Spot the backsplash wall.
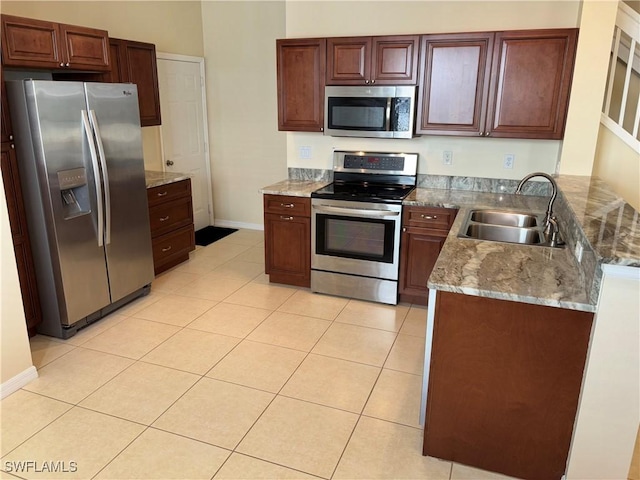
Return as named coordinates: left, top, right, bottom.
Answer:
left=287, top=132, right=562, bottom=180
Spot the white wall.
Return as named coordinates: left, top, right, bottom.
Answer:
left=285, top=0, right=581, bottom=179
left=567, top=266, right=640, bottom=479
left=201, top=1, right=286, bottom=228
left=0, top=171, right=34, bottom=392
left=560, top=0, right=619, bottom=175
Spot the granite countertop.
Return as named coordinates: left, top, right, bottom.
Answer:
left=145, top=170, right=191, bottom=189
left=260, top=179, right=331, bottom=197
left=406, top=187, right=595, bottom=312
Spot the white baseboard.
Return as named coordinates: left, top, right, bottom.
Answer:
left=213, top=219, right=263, bottom=231
left=1, top=366, right=38, bottom=399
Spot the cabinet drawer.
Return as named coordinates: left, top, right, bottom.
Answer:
left=149, top=196, right=192, bottom=236
left=404, top=207, right=457, bottom=230
left=147, top=179, right=191, bottom=207
left=152, top=225, right=194, bottom=265
left=264, top=194, right=311, bottom=217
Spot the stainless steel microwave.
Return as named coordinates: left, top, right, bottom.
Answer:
left=324, top=85, right=417, bottom=139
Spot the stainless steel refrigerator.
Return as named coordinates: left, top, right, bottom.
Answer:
left=7, top=80, right=154, bottom=339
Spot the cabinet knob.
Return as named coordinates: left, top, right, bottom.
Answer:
left=166, top=159, right=174, bottom=166
left=60, top=63, right=65, bottom=67
left=280, top=216, right=294, bottom=221
left=65, top=62, right=70, bottom=67
left=9, top=135, right=13, bottom=141
left=402, top=227, right=407, bottom=232
left=478, top=132, right=484, bottom=136
left=371, top=79, right=375, bottom=84
left=162, top=245, right=172, bottom=252
left=365, top=79, right=370, bottom=84
left=10, top=144, right=15, bottom=149
left=484, top=132, right=490, bottom=137
left=159, top=216, right=170, bottom=222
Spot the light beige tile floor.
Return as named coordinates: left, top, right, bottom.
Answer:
left=1, top=229, right=523, bottom=480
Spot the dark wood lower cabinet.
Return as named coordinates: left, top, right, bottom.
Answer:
left=399, top=206, right=457, bottom=305
left=423, top=291, right=594, bottom=480
left=1, top=141, right=42, bottom=336
left=263, top=195, right=311, bottom=288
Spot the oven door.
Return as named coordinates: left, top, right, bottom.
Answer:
left=311, top=199, right=402, bottom=280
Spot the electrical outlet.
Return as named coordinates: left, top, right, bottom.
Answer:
left=299, top=146, right=312, bottom=160
left=503, top=154, right=515, bottom=169
left=443, top=151, right=453, bottom=165
left=575, top=240, right=584, bottom=263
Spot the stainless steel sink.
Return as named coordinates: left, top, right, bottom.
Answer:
left=462, top=223, right=544, bottom=245
left=458, top=209, right=563, bottom=248
left=469, top=209, right=540, bottom=228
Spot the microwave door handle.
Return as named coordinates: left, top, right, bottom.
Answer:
left=385, top=97, right=392, bottom=132
left=313, top=204, right=400, bottom=218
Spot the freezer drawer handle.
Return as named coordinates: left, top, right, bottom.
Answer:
left=81, top=110, right=104, bottom=247
left=159, top=216, right=170, bottom=222
left=162, top=245, right=172, bottom=252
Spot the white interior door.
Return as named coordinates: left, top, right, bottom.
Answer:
left=157, top=54, right=212, bottom=230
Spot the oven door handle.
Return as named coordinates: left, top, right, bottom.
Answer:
left=312, top=204, right=400, bottom=218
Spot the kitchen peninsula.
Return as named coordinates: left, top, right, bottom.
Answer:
left=262, top=171, right=639, bottom=480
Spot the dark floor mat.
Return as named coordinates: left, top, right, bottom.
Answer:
left=194, top=226, right=238, bottom=247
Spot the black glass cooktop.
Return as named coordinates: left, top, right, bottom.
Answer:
left=311, top=181, right=415, bottom=204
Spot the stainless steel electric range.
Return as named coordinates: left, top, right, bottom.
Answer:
left=311, top=150, right=418, bottom=305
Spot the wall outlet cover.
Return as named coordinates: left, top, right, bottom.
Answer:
left=443, top=151, right=453, bottom=165
left=503, top=154, right=515, bottom=169
left=299, top=146, right=312, bottom=160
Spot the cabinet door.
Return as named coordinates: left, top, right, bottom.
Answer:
left=371, top=35, right=420, bottom=85
left=326, top=37, right=371, bottom=85
left=1, top=68, right=14, bottom=144
left=276, top=38, right=326, bottom=132
left=264, top=213, right=310, bottom=287
left=416, top=33, right=494, bottom=135
left=486, top=29, right=578, bottom=139
left=58, top=23, right=110, bottom=71
left=101, top=39, right=125, bottom=83
left=399, top=227, right=447, bottom=305
left=121, top=40, right=161, bottom=126
left=1, top=141, right=42, bottom=335
left=1, top=14, right=62, bottom=69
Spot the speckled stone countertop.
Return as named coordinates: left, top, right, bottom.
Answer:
left=145, top=170, right=191, bottom=189
left=406, top=188, right=595, bottom=312
left=260, top=179, right=331, bottom=197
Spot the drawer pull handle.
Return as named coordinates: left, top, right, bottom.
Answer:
left=159, top=216, right=170, bottom=222
left=157, top=191, right=168, bottom=197
left=420, top=215, right=437, bottom=220
left=280, top=203, right=295, bottom=208
left=162, top=245, right=172, bottom=252
left=280, top=216, right=294, bottom=221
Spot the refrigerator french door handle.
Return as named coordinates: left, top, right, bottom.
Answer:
left=89, top=110, right=112, bottom=245
left=81, top=110, right=104, bottom=247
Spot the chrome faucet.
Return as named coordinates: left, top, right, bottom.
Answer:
left=515, top=172, right=562, bottom=247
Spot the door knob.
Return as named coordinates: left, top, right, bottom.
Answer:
left=166, top=159, right=174, bottom=166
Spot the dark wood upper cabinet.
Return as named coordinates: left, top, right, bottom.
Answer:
left=326, top=35, right=419, bottom=85
left=276, top=38, right=326, bottom=132
left=1, top=68, right=13, bottom=143
left=1, top=14, right=109, bottom=71
left=416, top=32, right=494, bottom=135
left=487, top=29, right=578, bottom=139
left=417, top=28, right=577, bottom=139
left=107, top=38, right=161, bottom=127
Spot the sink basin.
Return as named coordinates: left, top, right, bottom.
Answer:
left=462, top=223, right=544, bottom=245
left=469, top=209, right=540, bottom=227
